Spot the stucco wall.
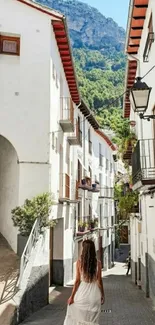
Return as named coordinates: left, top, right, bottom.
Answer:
left=0, top=136, right=19, bottom=252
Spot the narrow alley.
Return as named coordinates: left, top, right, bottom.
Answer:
left=20, top=263, right=155, bottom=325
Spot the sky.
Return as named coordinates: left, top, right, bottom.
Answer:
left=81, top=0, right=130, bottom=29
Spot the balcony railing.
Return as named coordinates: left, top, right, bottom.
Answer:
left=59, top=173, right=70, bottom=203
left=143, top=32, right=154, bottom=62
left=59, top=97, right=74, bottom=132
left=132, top=139, right=155, bottom=188
left=78, top=177, right=92, bottom=190
left=99, top=187, right=114, bottom=199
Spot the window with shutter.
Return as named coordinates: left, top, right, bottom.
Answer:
left=0, top=35, right=20, bottom=55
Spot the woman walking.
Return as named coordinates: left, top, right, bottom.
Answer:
left=64, top=239, right=105, bottom=325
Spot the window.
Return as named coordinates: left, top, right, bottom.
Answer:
left=105, top=201, right=108, bottom=217
left=143, top=14, right=154, bottom=62
left=89, top=204, right=92, bottom=218
left=78, top=116, right=82, bottom=146
left=106, top=159, right=109, bottom=171
left=56, top=72, right=59, bottom=88
left=110, top=162, right=113, bottom=173
left=52, top=132, right=55, bottom=149
left=99, top=173, right=103, bottom=196
left=78, top=160, right=82, bottom=182
left=88, top=129, right=92, bottom=154
left=52, top=63, right=56, bottom=79
left=55, top=137, right=58, bottom=153
left=78, top=202, right=81, bottom=217
left=111, top=215, right=114, bottom=226
left=0, top=35, right=20, bottom=55
left=89, top=167, right=92, bottom=180
left=99, top=143, right=103, bottom=166
left=99, top=204, right=103, bottom=227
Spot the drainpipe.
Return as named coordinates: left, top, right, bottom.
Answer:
left=83, top=116, right=86, bottom=217
left=125, top=0, right=134, bottom=53
left=144, top=194, right=149, bottom=297
left=73, top=101, right=81, bottom=231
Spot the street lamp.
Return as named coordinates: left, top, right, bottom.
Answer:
left=130, top=77, right=152, bottom=115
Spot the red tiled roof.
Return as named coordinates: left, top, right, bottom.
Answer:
left=96, top=130, right=116, bottom=151
left=17, top=0, right=80, bottom=104
left=123, top=0, right=149, bottom=118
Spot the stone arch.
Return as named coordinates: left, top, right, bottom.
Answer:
left=0, top=135, right=19, bottom=252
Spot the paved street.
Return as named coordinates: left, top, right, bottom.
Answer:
left=21, top=263, right=155, bottom=325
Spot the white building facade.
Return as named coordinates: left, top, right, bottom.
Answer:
left=124, top=0, right=155, bottom=304
left=0, top=0, right=116, bottom=293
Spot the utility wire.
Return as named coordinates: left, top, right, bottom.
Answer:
left=53, top=64, right=155, bottom=137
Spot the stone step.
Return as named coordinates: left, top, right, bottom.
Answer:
left=0, top=233, right=20, bottom=324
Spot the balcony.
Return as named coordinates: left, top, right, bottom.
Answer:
left=78, top=176, right=92, bottom=190
left=67, top=120, right=82, bottom=146
left=99, top=187, right=114, bottom=199
left=91, top=183, right=100, bottom=193
left=59, top=97, right=74, bottom=132
left=59, top=173, right=70, bottom=203
left=77, top=217, right=99, bottom=235
left=132, top=139, right=155, bottom=189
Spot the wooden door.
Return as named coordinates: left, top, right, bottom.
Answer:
left=120, top=226, right=128, bottom=244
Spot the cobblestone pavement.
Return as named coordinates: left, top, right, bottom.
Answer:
left=20, top=263, right=155, bottom=325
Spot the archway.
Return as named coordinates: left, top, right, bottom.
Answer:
left=0, top=135, right=19, bottom=252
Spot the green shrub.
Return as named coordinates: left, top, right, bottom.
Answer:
left=12, top=192, right=56, bottom=236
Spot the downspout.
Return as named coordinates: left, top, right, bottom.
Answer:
left=144, top=195, right=149, bottom=297
left=83, top=115, right=86, bottom=217
left=125, top=0, right=134, bottom=53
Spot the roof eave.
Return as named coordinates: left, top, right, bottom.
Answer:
left=62, top=16, right=80, bottom=103
left=79, top=100, right=100, bottom=130
left=125, top=0, right=134, bottom=53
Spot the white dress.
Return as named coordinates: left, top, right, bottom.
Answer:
left=64, top=266, right=101, bottom=325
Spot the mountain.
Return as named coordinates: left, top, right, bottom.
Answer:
left=36, top=0, right=127, bottom=144
left=36, top=0, right=125, bottom=52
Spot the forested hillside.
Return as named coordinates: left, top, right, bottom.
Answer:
left=36, top=0, right=129, bottom=144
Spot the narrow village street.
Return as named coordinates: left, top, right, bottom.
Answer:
left=1, top=0, right=155, bottom=324
left=20, top=262, right=155, bottom=325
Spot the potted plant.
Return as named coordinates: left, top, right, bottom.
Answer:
left=89, top=219, right=95, bottom=229
left=12, top=192, right=56, bottom=257
left=78, top=221, right=85, bottom=232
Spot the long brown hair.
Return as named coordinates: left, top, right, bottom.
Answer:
left=81, top=239, right=97, bottom=282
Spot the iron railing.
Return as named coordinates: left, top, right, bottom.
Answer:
left=17, top=217, right=41, bottom=288
left=60, top=97, right=74, bottom=123
left=132, top=139, right=155, bottom=185
left=99, top=187, right=114, bottom=198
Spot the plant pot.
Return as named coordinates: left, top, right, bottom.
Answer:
left=81, top=179, right=86, bottom=185
left=90, top=222, right=95, bottom=229
left=17, top=234, right=28, bottom=257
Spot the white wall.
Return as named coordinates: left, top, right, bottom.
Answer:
left=0, top=0, right=61, bottom=250
left=130, top=0, right=155, bottom=140
left=0, top=136, right=19, bottom=251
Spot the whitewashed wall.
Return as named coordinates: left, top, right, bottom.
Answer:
left=0, top=0, right=54, bottom=251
